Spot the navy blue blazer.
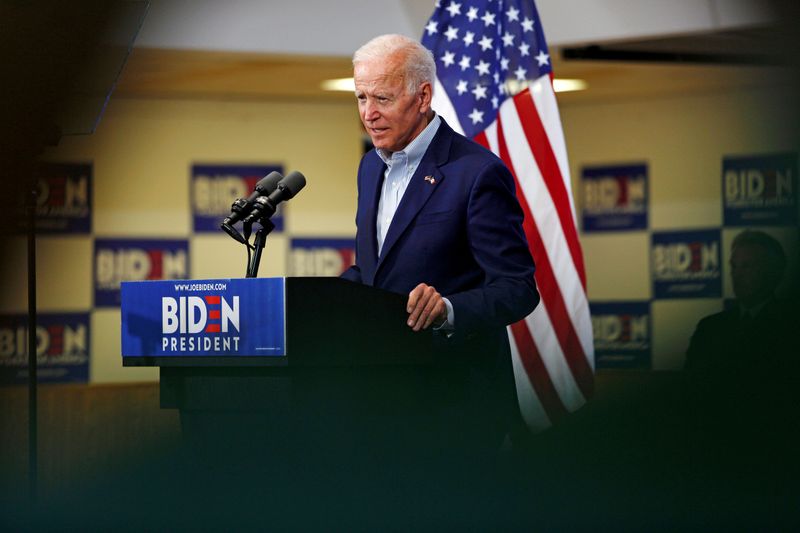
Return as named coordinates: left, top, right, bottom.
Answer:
left=341, top=118, right=539, bottom=338
left=342, top=119, right=539, bottom=443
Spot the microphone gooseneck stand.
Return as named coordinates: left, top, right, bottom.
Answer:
left=245, top=218, right=275, bottom=278
left=222, top=201, right=277, bottom=279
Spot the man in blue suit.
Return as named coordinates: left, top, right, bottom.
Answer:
left=341, top=34, right=539, bottom=448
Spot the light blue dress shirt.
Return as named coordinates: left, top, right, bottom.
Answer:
left=375, top=114, right=442, bottom=255
left=374, top=114, right=454, bottom=329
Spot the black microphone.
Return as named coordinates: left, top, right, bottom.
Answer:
left=222, top=171, right=283, bottom=227
left=243, top=171, right=306, bottom=225
left=220, top=171, right=283, bottom=243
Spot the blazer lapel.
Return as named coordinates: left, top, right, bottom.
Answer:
left=360, top=156, right=385, bottom=283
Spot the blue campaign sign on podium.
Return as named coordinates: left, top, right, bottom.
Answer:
left=121, top=278, right=286, bottom=359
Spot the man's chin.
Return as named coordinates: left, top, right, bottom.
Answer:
left=371, top=142, right=398, bottom=152
left=370, top=137, right=389, bottom=149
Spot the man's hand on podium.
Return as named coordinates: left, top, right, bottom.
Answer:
left=407, top=283, right=448, bottom=332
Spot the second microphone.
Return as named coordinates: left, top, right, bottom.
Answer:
left=243, top=170, right=307, bottom=225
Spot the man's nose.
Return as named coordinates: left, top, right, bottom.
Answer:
left=362, top=100, right=379, bottom=121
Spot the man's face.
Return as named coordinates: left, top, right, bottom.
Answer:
left=730, top=243, right=773, bottom=306
left=354, top=54, right=430, bottom=153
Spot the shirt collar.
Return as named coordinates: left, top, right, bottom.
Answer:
left=740, top=298, right=771, bottom=319
left=376, top=114, right=441, bottom=168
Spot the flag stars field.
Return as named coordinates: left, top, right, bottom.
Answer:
left=472, top=84, right=488, bottom=100
left=445, top=1, right=462, bottom=17
left=441, top=51, right=456, bottom=67
left=445, top=26, right=459, bottom=41
left=475, top=60, right=491, bottom=76
left=536, top=50, right=549, bottom=66
left=468, top=108, right=484, bottom=124
left=521, top=17, right=534, bottom=32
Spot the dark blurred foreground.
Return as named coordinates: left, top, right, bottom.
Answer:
left=1, top=370, right=797, bottom=532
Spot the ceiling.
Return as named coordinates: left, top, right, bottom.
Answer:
left=112, top=27, right=795, bottom=107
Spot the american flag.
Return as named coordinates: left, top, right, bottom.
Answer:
left=421, top=0, right=594, bottom=431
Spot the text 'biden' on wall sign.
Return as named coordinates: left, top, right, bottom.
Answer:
left=651, top=229, right=722, bottom=299
left=581, top=163, right=648, bottom=232
left=723, top=153, right=797, bottom=227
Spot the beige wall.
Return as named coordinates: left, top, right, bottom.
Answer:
left=562, top=84, right=799, bottom=369
left=2, top=80, right=797, bottom=381
left=2, top=96, right=363, bottom=383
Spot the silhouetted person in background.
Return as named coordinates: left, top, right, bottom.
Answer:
left=686, top=230, right=797, bottom=375
left=683, top=230, right=798, bottom=507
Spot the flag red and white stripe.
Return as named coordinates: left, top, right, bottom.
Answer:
left=423, top=0, right=594, bottom=431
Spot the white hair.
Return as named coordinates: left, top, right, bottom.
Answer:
left=353, top=34, right=436, bottom=94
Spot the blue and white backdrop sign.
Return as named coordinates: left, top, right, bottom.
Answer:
left=590, top=301, right=651, bottom=369
left=36, top=162, right=92, bottom=234
left=121, top=278, right=286, bottom=358
left=95, top=238, right=189, bottom=307
left=581, top=163, right=648, bottom=232
left=652, top=229, right=722, bottom=299
left=191, top=164, right=284, bottom=233
left=0, top=312, right=90, bottom=385
left=723, top=153, right=797, bottom=227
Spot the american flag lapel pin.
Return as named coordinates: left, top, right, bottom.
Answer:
left=424, top=175, right=436, bottom=185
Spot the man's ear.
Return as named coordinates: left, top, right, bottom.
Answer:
left=418, top=81, right=433, bottom=112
